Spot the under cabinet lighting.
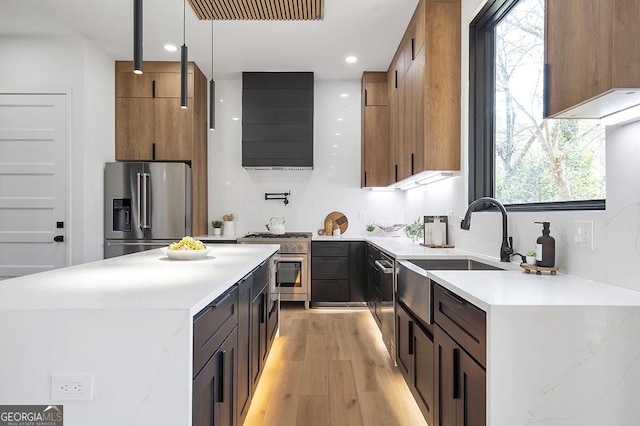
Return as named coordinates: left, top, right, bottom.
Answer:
left=370, top=187, right=398, bottom=192
left=602, top=104, right=640, bottom=126
left=416, top=172, right=455, bottom=185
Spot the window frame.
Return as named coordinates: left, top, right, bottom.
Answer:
left=468, top=0, right=605, bottom=211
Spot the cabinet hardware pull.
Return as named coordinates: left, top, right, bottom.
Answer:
left=543, top=63, right=549, bottom=117
left=453, top=347, right=460, bottom=399
left=395, top=164, right=398, bottom=182
left=395, top=70, right=398, bottom=89
left=152, top=143, right=156, bottom=160
left=260, top=294, right=265, bottom=324
left=411, top=38, right=415, bottom=60
left=211, top=289, right=234, bottom=308
left=364, top=171, right=367, bottom=187
left=152, top=80, right=156, bottom=98
left=408, top=321, right=414, bottom=355
left=411, top=153, right=414, bottom=175
left=364, top=89, right=368, bottom=106
left=218, top=350, right=225, bottom=403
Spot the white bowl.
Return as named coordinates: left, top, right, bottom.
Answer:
left=162, top=247, right=212, bottom=260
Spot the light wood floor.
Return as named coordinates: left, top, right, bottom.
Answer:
left=244, top=303, right=428, bottom=426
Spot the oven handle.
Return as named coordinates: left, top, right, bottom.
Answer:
left=275, top=255, right=306, bottom=264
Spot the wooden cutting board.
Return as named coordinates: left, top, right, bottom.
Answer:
left=325, top=211, right=348, bottom=234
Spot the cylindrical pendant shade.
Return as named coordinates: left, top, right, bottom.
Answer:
left=133, top=0, right=143, bottom=74
left=209, top=80, right=216, bottom=130
left=180, top=44, right=188, bottom=109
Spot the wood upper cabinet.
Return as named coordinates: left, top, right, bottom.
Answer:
left=115, top=61, right=208, bottom=236
left=374, top=0, right=461, bottom=186
left=545, top=0, right=640, bottom=118
left=422, top=0, right=461, bottom=171
left=361, top=72, right=390, bottom=187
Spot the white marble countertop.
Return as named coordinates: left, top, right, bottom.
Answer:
left=428, top=270, right=640, bottom=311
left=0, top=244, right=279, bottom=315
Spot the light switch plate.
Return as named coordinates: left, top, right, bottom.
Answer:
left=573, top=220, right=594, bottom=251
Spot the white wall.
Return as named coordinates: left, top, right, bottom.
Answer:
left=0, top=36, right=115, bottom=264
left=208, top=79, right=404, bottom=236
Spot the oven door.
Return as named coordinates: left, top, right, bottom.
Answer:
left=274, top=255, right=307, bottom=295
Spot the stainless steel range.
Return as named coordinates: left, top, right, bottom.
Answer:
left=238, top=232, right=312, bottom=309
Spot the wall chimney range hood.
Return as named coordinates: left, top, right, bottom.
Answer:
left=242, top=72, right=314, bottom=170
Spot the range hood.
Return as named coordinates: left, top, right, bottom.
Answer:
left=242, top=72, right=314, bottom=170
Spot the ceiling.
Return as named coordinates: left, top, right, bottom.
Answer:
left=0, top=0, right=419, bottom=80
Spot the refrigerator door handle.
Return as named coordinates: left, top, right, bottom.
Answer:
left=138, top=172, right=151, bottom=230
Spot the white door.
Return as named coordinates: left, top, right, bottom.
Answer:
left=0, top=94, right=67, bottom=279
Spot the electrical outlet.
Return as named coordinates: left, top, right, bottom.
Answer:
left=358, top=211, right=366, bottom=222
left=573, top=220, right=594, bottom=251
left=51, top=374, right=93, bottom=401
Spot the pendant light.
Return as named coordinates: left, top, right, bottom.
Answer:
left=133, top=0, right=143, bottom=74
left=209, top=19, right=215, bottom=130
left=180, top=0, right=188, bottom=109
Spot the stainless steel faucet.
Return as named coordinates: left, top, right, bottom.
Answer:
left=460, top=197, right=513, bottom=262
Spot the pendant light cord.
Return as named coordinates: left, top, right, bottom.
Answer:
left=183, top=0, right=186, bottom=43
left=211, top=19, right=214, bottom=79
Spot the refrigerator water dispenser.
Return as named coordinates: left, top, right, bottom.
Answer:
left=113, top=198, right=131, bottom=232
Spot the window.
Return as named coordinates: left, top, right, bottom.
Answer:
left=469, top=0, right=605, bottom=211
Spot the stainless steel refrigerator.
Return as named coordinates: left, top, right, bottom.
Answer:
left=104, top=162, right=191, bottom=258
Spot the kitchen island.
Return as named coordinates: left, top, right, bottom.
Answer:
left=0, top=244, right=278, bottom=426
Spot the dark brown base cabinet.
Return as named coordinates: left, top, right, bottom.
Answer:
left=193, top=326, right=238, bottom=426
left=236, top=273, right=253, bottom=425
left=434, top=326, right=486, bottom=426
left=433, top=284, right=486, bottom=426
left=192, top=258, right=277, bottom=426
left=396, top=301, right=434, bottom=425
left=311, top=241, right=365, bottom=304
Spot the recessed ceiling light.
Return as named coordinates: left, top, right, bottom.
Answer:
left=345, top=56, right=358, bottom=63
left=164, top=44, right=178, bottom=52
left=337, top=118, right=344, bottom=121
left=334, top=133, right=341, bottom=136
left=232, top=117, right=240, bottom=121
left=340, top=93, right=349, bottom=98
left=332, top=144, right=339, bottom=148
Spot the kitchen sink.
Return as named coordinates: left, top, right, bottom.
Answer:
left=405, top=259, right=506, bottom=272
left=397, top=258, right=506, bottom=327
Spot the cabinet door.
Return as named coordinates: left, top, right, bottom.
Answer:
left=312, top=279, right=349, bottom=302
left=457, top=349, right=486, bottom=426
left=389, top=92, right=400, bottom=183
left=423, top=0, right=461, bottom=171
left=396, top=302, right=414, bottom=384
left=413, top=322, right=434, bottom=426
left=363, top=105, right=390, bottom=187
left=349, top=242, right=366, bottom=302
left=116, top=72, right=155, bottom=98
left=434, top=325, right=456, bottom=426
left=545, top=0, right=613, bottom=116
left=237, top=275, right=253, bottom=424
left=193, top=326, right=238, bottom=426
left=115, top=98, right=155, bottom=160
left=153, top=98, right=193, bottom=161
left=250, top=290, right=267, bottom=393
left=364, top=81, right=388, bottom=106
left=154, top=72, right=194, bottom=98
left=397, top=75, right=412, bottom=181
left=408, top=48, right=425, bottom=174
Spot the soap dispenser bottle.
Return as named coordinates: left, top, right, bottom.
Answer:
left=535, top=221, right=555, bottom=267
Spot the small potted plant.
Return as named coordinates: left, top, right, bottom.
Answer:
left=404, top=218, right=424, bottom=243
left=526, top=250, right=537, bottom=265
left=366, top=224, right=375, bottom=236
left=211, top=220, right=223, bottom=236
